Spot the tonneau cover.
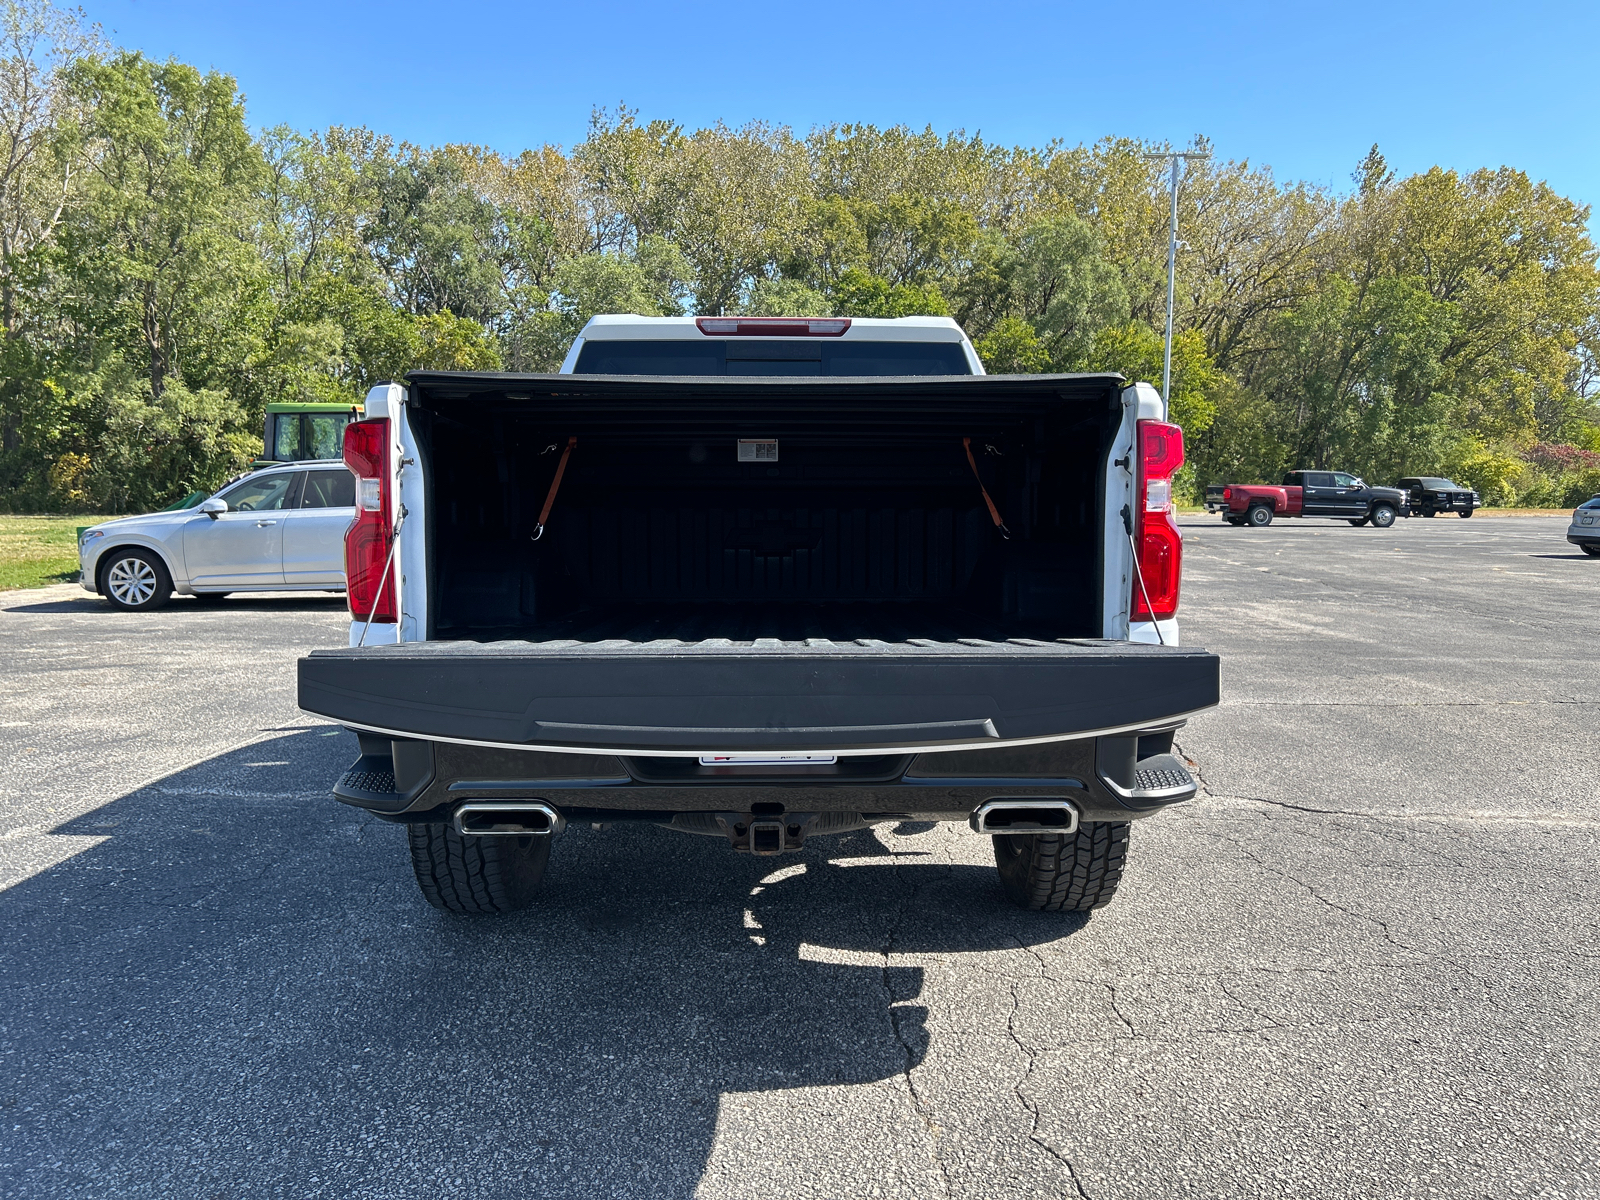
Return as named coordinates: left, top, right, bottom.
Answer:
left=298, top=637, right=1219, bottom=755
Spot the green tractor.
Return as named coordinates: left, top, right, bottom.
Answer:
left=252, top=402, right=362, bottom=469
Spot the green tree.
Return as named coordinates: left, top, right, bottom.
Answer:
left=0, top=0, right=98, bottom=485
left=830, top=268, right=948, bottom=318
left=44, top=52, right=267, bottom=508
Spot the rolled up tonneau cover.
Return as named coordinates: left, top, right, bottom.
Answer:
left=298, top=637, right=1219, bottom=756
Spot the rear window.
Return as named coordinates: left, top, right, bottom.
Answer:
left=1416, top=477, right=1458, bottom=489
left=573, top=339, right=972, bottom=376
left=301, top=470, right=355, bottom=508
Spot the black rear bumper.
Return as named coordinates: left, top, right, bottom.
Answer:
left=298, top=637, right=1219, bottom=755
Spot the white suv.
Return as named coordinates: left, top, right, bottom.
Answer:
left=79, top=461, right=355, bottom=610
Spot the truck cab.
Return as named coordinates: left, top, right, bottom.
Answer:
left=256, top=403, right=361, bottom=468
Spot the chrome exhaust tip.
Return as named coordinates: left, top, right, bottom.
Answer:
left=969, top=798, right=1080, bottom=836
left=453, top=801, right=566, bottom=837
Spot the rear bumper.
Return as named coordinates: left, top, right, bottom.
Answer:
left=298, top=638, right=1220, bottom=756
left=1568, top=530, right=1600, bottom=547
left=330, top=729, right=1203, bottom=825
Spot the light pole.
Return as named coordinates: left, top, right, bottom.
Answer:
left=1143, top=151, right=1209, bottom=413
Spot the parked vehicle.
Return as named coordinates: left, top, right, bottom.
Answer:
left=1398, top=476, right=1479, bottom=517
left=1569, top=495, right=1600, bottom=556
left=79, top=461, right=355, bottom=611
left=253, top=402, right=361, bottom=468
left=1208, top=471, right=1409, bottom=528
left=296, top=315, right=1221, bottom=917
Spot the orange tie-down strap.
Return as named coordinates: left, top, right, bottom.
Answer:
left=532, top=436, right=577, bottom=541
left=963, top=437, right=1010, bottom=538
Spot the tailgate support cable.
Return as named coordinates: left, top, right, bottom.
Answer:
left=357, top=503, right=408, bottom=649
left=531, top=436, right=577, bottom=542
left=963, top=437, right=1010, bottom=539
left=1121, top=503, right=1166, bottom=646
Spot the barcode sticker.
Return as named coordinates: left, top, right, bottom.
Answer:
left=738, top=439, right=778, bottom=462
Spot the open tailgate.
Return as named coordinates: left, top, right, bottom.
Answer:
left=298, top=637, right=1219, bottom=755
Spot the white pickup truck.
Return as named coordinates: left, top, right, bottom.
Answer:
left=297, top=315, right=1219, bottom=915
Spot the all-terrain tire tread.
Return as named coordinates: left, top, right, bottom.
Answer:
left=995, top=822, right=1131, bottom=911
left=406, top=822, right=544, bottom=915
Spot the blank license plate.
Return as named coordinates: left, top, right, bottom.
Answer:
left=699, top=754, right=838, bottom=765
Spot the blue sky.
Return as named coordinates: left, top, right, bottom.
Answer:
left=89, top=0, right=1600, bottom=209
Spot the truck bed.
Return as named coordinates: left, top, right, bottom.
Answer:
left=298, top=634, right=1219, bottom=755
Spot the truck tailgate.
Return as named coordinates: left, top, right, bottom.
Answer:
left=298, top=637, right=1219, bottom=754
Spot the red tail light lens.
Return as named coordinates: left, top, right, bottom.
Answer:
left=1131, top=420, right=1185, bottom=622
left=342, top=419, right=396, bottom=623
left=695, top=317, right=851, bottom=337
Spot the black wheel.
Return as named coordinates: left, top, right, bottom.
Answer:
left=193, top=591, right=228, bottom=604
left=1370, top=504, right=1397, bottom=528
left=407, top=821, right=551, bottom=914
left=993, top=822, right=1130, bottom=912
left=1583, top=545, right=1600, bottom=557
left=1459, top=508, right=1473, bottom=518
left=100, top=548, right=172, bottom=611
left=1347, top=518, right=1368, bottom=526
left=1423, top=509, right=1436, bottom=518
left=1246, top=504, right=1273, bottom=527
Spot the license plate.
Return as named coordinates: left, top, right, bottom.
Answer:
left=1583, top=516, right=1595, bottom=526
left=699, top=753, right=838, bottom=766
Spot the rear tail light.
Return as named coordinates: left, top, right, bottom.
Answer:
left=1132, top=420, right=1185, bottom=622
left=343, top=419, right=396, bottom=623
left=695, top=317, right=851, bottom=337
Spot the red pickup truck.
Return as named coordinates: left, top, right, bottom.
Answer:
left=1205, top=471, right=1410, bottom=528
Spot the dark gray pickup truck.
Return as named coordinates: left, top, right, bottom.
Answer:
left=297, top=316, right=1220, bottom=917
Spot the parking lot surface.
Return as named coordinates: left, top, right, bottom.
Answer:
left=0, top=514, right=1595, bottom=1199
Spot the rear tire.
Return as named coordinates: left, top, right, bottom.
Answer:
left=1459, top=508, right=1473, bottom=518
left=407, top=821, right=551, bottom=914
left=1223, top=515, right=1245, bottom=526
left=1370, top=504, right=1397, bottom=528
left=993, top=823, right=1130, bottom=911
left=100, top=549, right=172, bottom=611
left=1583, top=545, right=1600, bottom=557
left=1246, top=504, right=1273, bottom=527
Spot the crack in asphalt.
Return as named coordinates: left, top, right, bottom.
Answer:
left=1004, top=941, right=1094, bottom=1199
left=1100, top=981, right=1139, bottom=1037
left=1201, top=824, right=1418, bottom=953
left=1177, top=739, right=1600, bottom=828
left=880, top=840, right=953, bottom=1200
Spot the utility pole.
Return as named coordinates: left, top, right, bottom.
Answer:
left=1143, top=150, right=1210, bottom=414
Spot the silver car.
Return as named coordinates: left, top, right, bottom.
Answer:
left=79, top=462, right=355, bottom=611
left=1569, top=495, right=1600, bottom=558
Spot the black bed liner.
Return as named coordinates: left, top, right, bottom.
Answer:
left=440, top=601, right=1058, bottom=645
left=298, top=636, right=1219, bottom=755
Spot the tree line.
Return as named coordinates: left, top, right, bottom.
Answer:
left=3, top=0, right=1597, bottom=512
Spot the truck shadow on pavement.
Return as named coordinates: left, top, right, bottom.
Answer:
left=0, top=729, right=1085, bottom=1200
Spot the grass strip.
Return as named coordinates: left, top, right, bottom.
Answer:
left=0, top=514, right=110, bottom=590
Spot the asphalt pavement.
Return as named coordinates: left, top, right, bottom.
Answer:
left=0, top=513, right=1595, bottom=1199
